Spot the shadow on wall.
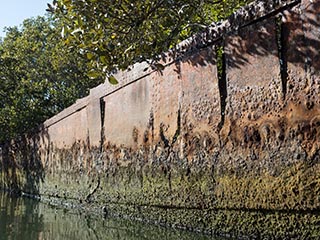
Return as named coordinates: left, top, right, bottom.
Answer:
left=0, top=126, right=48, bottom=195
left=161, top=0, right=320, bottom=79
left=147, top=1, right=320, bottom=139
left=225, top=1, right=320, bottom=73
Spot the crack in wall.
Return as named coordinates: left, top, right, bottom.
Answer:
left=276, top=15, right=289, bottom=100
left=172, top=105, right=181, bottom=145
left=216, top=44, right=228, bottom=131
left=99, top=98, right=105, bottom=152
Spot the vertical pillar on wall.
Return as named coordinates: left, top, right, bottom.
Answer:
left=179, top=45, right=221, bottom=153
left=224, top=17, right=283, bottom=147
left=282, top=0, right=320, bottom=105
left=281, top=2, right=308, bottom=95
left=86, top=98, right=103, bottom=148
left=151, top=63, right=182, bottom=143
left=301, top=0, right=320, bottom=76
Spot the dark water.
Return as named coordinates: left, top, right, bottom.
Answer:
left=0, top=192, right=221, bottom=240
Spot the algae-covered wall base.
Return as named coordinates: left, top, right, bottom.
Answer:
left=1, top=0, right=320, bottom=239
left=33, top=144, right=320, bottom=239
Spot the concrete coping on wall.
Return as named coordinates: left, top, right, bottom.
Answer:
left=43, top=0, right=301, bottom=129
left=177, top=0, right=300, bottom=50
left=44, top=96, right=90, bottom=128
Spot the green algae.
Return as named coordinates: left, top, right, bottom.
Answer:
left=20, top=159, right=319, bottom=239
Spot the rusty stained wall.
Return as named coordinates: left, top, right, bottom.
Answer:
left=280, top=0, right=320, bottom=158
left=47, top=107, right=89, bottom=149
left=223, top=17, right=283, bottom=144
left=97, top=44, right=219, bottom=150
left=1, top=0, right=320, bottom=238
left=103, top=75, right=152, bottom=147
left=284, top=0, right=320, bottom=114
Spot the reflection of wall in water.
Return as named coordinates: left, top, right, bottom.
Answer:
left=0, top=192, right=212, bottom=240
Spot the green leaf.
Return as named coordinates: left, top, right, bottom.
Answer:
left=87, top=70, right=101, bottom=79
left=108, top=75, right=118, bottom=85
left=100, top=55, right=107, bottom=64
left=87, top=52, right=94, bottom=60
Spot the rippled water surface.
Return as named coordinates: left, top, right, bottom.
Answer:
left=0, top=192, right=223, bottom=240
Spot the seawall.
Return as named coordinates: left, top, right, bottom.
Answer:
left=1, top=0, right=320, bottom=238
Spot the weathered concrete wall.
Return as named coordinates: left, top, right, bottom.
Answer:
left=1, top=0, right=320, bottom=239
left=103, top=76, right=152, bottom=147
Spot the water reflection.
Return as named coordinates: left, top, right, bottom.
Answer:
left=0, top=192, right=219, bottom=240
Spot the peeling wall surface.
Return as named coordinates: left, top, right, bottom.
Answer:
left=1, top=0, right=320, bottom=238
